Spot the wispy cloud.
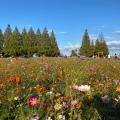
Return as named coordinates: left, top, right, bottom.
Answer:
left=113, top=30, right=120, bottom=34
left=57, top=32, right=67, bottom=34
left=89, top=34, right=97, bottom=40
left=102, top=24, right=107, bottom=28
left=48, top=29, right=67, bottom=34
left=104, top=36, right=115, bottom=40
left=26, top=24, right=32, bottom=27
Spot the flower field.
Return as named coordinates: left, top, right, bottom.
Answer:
left=0, top=57, right=120, bottom=120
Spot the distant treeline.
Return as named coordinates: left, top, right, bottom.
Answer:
left=0, top=24, right=60, bottom=57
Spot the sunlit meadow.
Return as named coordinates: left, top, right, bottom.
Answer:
left=0, top=57, right=120, bottom=120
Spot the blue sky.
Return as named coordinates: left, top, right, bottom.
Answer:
left=0, top=0, right=120, bottom=56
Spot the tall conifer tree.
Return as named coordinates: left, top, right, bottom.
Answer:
left=9, top=26, right=21, bottom=56
left=41, top=27, right=49, bottom=56
left=3, top=24, right=12, bottom=57
left=0, top=29, right=3, bottom=54
left=79, top=29, right=91, bottom=57
left=36, top=28, right=41, bottom=56
left=50, top=30, right=60, bottom=56
left=22, top=28, right=28, bottom=56
left=27, top=27, right=36, bottom=57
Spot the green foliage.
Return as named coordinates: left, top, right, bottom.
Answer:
left=0, top=58, right=120, bottom=119
left=79, top=31, right=109, bottom=57
left=79, top=29, right=91, bottom=57
left=3, top=24, right=12, bottom=57
left=0, top=29, right=3, bottom=54
left=49, top=30, right=60, bottom=57
left=95, top=33, right=109, bottom=56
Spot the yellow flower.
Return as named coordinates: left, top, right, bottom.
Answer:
left=8, top=98, right=12, bottom=102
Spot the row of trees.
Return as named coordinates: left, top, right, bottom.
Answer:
left=0, top=24, right=60, bottom=57
left=78, top=29, right=109, bottom=57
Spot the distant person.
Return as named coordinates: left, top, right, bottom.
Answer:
left=108, top=54, right=110, bottom=59
left=114, top=53, right=117, bottom=60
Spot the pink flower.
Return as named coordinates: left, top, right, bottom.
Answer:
left=89, top=66, right=94, bottom=72
left=29, top=96, right=39, bottom=107
left=73, top=84, right=78, bottom=90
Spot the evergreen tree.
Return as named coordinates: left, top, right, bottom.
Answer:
left=22, top=28, right=28, bottom=56
left=41, top=27, right=50, bottom=56
left=79, top=29, right=91, bottom=57
left=90, top=40, right=95, bottom=56
left=3, top=24, right=12, bottom=57
left=0, top=29, right=3, bottom=54
left=95, top=33, right=109, bottom=56
left=9, top=26, right=22, bottom=57
left=27, top=27, right=36, bottom=57
left=36, top=28, right=41, bottom=56
left=50, top=30, right=60, bottom=57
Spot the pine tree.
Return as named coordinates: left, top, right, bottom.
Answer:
left=50, top=30, right=60, bottom=57
left=79, top=29, right=91, bottom=57
left=3, top=24, right=12, bottom=57
left=36, top=28, right=41, bottom=57
left=0, top=29, right=3, bottom=54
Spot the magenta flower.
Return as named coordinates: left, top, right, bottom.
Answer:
left=42, top=101, right=48, bottom=107
left=89, top=66, right=95, bottom=72
left=29, top=96, right=39, bottom=107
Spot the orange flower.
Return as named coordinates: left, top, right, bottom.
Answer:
left=41, top=77, right=46, bottom=81
left=0, top=94, right=2, bottom=97
left=58, top=70, right=63, bottom=76
left=116, top=87, right=120, bottom=92
left=96, top=79, right=99, bottom=84
left=14, top=76, right=21, bottom=82
left=8, top=76, right=13, bottom=82
left=15, top=88, right=19, bottom=94
left=88, top=81, right=92, bottom=85
left=0, top=82, right=5, bottom=87
left=76, top=104, right=82, bottom=109
left=36, top=84, right=40, bottom=90
left=118, top=71, right=120, bottom=75
left=46, top=107, right=50, bottom=112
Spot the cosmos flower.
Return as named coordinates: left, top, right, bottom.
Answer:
left=71, top=100, right=78, bottom=105
left=89, top=66, right=95, bottom=72
left=78, top=85, right=91, bottom=92
left=29, top=96, right=39, bottom=107
left=54, top=103, right=62, bottom=110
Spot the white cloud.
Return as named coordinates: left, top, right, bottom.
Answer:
left=60, top=43, right=80, bottom=56
left=113, top=30, right=120, bottom=34
left=107, top=41, right=120, bottom=50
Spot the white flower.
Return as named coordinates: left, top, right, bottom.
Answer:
left=58, top=115, right=65, bottom=120
left=78, top=85, right=91, bottom=92
left=54, top=103, right=62, bottom=110
left=14, top=96, right=19, bottom=100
